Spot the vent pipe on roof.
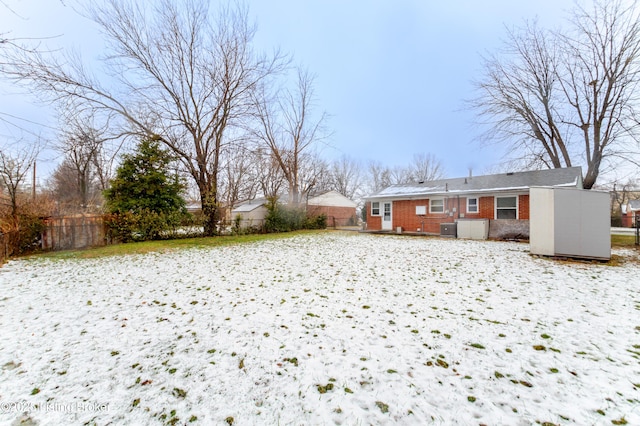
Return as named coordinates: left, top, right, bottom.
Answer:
left=445, top=183, right=449, bottom=192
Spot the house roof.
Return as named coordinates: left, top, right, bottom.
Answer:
left=307, top=190, right=357, bottom=208
left=366, top=167, right=583, bottom=200
left=231, top=198, right=268, bottom=213
left=629, top=199, right=640, bottom=211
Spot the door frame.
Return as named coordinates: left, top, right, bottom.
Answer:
left=381, top=201, right=392, bottom=230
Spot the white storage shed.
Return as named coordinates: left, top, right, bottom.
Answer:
left=530, top=187, right=610, bottom=260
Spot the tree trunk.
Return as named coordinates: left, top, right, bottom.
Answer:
left=200, top=185, right=218, bottom=237
left=583, top=152, right=602, bottom=190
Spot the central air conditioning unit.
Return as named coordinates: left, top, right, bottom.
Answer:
left=440, top=223, right=457, bottom=237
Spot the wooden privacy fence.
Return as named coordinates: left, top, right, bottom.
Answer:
left=42, top=215, right=111, bottom=251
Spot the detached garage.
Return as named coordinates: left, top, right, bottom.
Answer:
left=529, top=187, right=611, bottom=260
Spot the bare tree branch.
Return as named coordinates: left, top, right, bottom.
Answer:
left=470, top=0, right=640, bottom=188
left=1, top=0, right=287, bottom=235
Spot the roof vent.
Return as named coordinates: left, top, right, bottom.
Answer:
left=418, top=180, right=424, bottom=184
left=506, top=172, right=514, bottom=176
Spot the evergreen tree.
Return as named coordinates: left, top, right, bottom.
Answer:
left=104, top=138, right=187, bottom=241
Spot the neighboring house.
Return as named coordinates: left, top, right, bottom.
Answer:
left=364, top=167, right=584, bottom=240
left=306, top=190, right=358, bottom=227
left=621, top=199, right=640, bottom=227
left=230, top=198, right=269, bottom=230
left=231, top=191, right=358, bottom=230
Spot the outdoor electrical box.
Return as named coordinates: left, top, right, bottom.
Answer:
left=530, top=187, right=610, bottom=260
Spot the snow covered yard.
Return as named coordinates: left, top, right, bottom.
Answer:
left=0, top=232, right=639, bottom=425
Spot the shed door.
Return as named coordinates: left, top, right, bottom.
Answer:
left=382, top=202, right=392, bottom=230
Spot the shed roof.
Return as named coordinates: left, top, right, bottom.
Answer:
left=629, top=199, right=640, bottom=211
left=366, top=167, right=583, bottom=200
left=231, top=198, right=268, bottom=213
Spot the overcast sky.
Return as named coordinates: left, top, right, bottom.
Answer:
left=1, top=0, right=590, bottom=181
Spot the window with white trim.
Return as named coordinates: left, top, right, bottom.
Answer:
left=430, top=198, right=444, bottom=213
left=371, top=202, right=380, bottom=216
left=467, top=197, right=478, bottom=213
left=495, top=196, right=517, bottom=219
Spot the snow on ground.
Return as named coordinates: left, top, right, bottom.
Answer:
left=0, top=232, right=639, bottom=425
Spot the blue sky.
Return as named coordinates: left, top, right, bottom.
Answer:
left=1, top=0, right=581, bottom=179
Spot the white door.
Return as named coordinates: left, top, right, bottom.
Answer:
left=382, top=202, right=392, bottom=230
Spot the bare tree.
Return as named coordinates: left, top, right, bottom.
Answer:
left=219, top=144, right=259, bottom=211
left=609, top=177, right=640, bottom=220
left=51, top=110, right=115, bottom=212
left=2, top=0, right=286, bottom=235
left=329, top=155, right=363, bottom=200
left=0, top=141, right=39, bottom=221
left=366, top=161, right=391, bottom=194
left=254, top=147, right=285, bottom=199
left=252, top=68, right=328, bottom=205
left=297, top=151, right=330, bottom=200
left=471, top=0, right=640, bottom=189
left=408, top=153, right=444, bottom=182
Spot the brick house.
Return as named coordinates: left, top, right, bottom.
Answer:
left=364, top=167, right=583, bottom=239
left=306, top=191, right=358, bottom=227
left=231, top=191, right=357, bottom=229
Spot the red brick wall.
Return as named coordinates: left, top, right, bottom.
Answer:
left=389, top=199, right=455, bottom=233
left=478, top=196, right=494, bottom=219
left=365, top=202, right=382, bottom=230
left=307, top=205, right=356, bottom=222
left=518, top=194, right=529, bottom=220
left=366, top=194, right=529, bottom=231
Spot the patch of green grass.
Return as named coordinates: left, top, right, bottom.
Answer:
left=611, top=417, right=628, bottom=425
left=283, top=357, right=298, bottom=366
left=317, top=383, right=334, bottom=394
left=467, top=396, right=476, bottom=402
left=172, top=388, right=187, bottom=399
left=611, top=234, right=636, bottom=248
left=469, top=343, right=485, bottom=349
left=375, top=401, right=389, bottom=413
left=436, top=359, right=449, bottom=369
left=28, top=230, right=326, bottom=260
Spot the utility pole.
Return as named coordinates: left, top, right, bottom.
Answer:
left=32, top=161, right=36, bottom=200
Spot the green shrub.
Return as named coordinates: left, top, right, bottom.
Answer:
left=264, top=197, right=326, bottom=232
left=106, top=209, right=192, bottom=243
left=305, top=213, right=326, bottom=229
